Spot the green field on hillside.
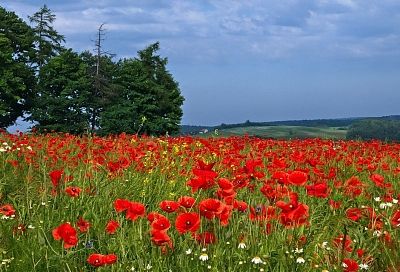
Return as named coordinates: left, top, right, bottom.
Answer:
left=210, top=126, right=348, bottom=139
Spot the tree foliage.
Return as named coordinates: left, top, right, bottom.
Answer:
left=80, top=51, right=119, bottom=133
left=100, top=42, right=184, bottom=135
left=346, top=119, right=400, bottom=141
left=0, top=7, right=36, bottom=128
left=28, top=5, right=65, bottom=68
left=1, top=6, right=184, bottom=135
left=30, top=49, right=91, bottom=134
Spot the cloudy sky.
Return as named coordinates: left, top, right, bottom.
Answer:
left=3, top=0, right=400, bottom=126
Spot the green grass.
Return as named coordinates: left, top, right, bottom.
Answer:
left=211, top=126, right=348, bottom=139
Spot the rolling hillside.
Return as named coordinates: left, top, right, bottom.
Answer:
left=210, top=125, right=347, bottom=139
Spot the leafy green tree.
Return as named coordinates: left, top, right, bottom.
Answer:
left=347, top=119, right=400, bottom=141
left=29, top=4, right=65, bottom=68
left=30, top=49, right=91, bottom=134
left=80, top=51, right=119, bottom=133
left=100, top=42, right=184, bottom=135
left=0, top=7, right=36, bottom=128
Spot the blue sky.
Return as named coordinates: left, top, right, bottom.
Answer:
left=3, top=0, right=400, bottom=126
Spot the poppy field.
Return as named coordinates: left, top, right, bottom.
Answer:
left=0, top=131, right=399, bottom=271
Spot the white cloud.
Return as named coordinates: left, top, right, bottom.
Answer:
left=2, top=0, right=400, bottom=61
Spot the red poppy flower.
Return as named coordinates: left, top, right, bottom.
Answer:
left=0, top=204, right=16, bottom=216
left=391, top=210, right=400, bottom=228
left=305, top=181, right=329, bottom=198
left=278, top=204, right=309, bottom=227
left=218, top=178, right=234, bottom=190
left=65, top=186, right=81, bottom=198
left=216, top=203, right=232, bottom=226
left=346, top=208, right=362, bottom=222
left=356, top=248, right=364, bottom=258
left=192, top=168, right=217, bottom=181
left=49, top=169, right=63, bottom=187
left=288, top=171, right=308, bottom=186
left=271, top=171, right=289, bottom=185
left=159, top=200, right=180, bottom=213
left=216, top=188, right=236, bottom=199
left=126, top=202, right=145, bottom=221
left=329, top=199, right=341, bottom=209
left=342, top=258, right=359, bottom=272
left=150, top=229, right=172, bottom=247
left=105, top=220, right=119, bottom=234
left=344, top=176, right=364, bottom=197
left=187, top=160, right=218, bottom=192
left=178, top=196, right=196, bottom=208
left=87, top=253, right=117, bottom=267
left=151, top=214, right=171, bottom=231
left=103, top=254, right=117, bottom=265
left=77, top=217, right=90, bottom=233
left=276, top=193, right=309, bottom=227
left=175, top=212, right=200, bottom=234
left=199, top=198, right=223, bottom=219
left=114, top=199, right=131, bottom=213
left=52, top=222, right=78, bottom=249
left=370, top=173, right=385, bottom=188
left=187, top=176, right=215, bottom=193
left=260, top=183, right=290, bottom=201
left=87, top=254, right=104, bottom=267
left=147, top=212, right=162, bottom=223
left=233, top=200, right=248, bottom=212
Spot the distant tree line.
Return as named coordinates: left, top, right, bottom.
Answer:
left=0, top=5, right=184, bottom=135
left=346, top=119, right=400, bottom=141
left=214, top=118, right=356, bottom=130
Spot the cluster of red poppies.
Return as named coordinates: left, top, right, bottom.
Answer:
left=1, top=132, right=400, bottom=270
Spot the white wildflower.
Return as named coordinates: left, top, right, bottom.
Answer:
left=185, top=249, right=192, bottom=255
left=146, top=263, right=152, bottom=270
left=27, top=225, right=35, bottom=229
left=296, top=257, right=305, bottom=264
left=238, top=242, right=247, bottom=249
left=251, top=256, right=263, bottom=264
left=360, top=263, right=369, bottom=270
left=374, top=197, right=381, bottom=202
left=373, top=230, right=382, bottom=237
left=294, top=247, right=303, bottom=254
left=393, top=199, right=398, bottom=204
left=199, top=253, right=209, bottom=261
left=379, top=203, right=392, bottom=209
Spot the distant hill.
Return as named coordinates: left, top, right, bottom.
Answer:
left=179, top=125, right=213, bottom=135
left=180, top=115, right=400, bottom=136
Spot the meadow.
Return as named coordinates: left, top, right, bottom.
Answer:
left=0, top=131, right=399, bottom=271
left=208, top=126, right=347, bottom=140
